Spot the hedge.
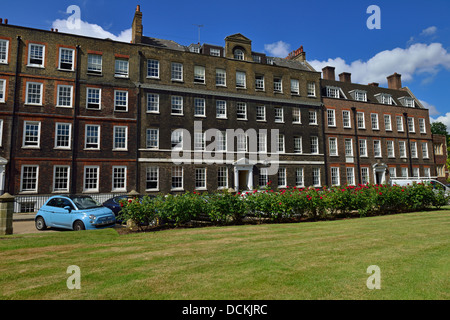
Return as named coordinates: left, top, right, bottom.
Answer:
left=117, top=183, right=449, bottom=231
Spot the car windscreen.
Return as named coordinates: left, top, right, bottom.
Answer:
left=71, top=196, right=103, bottom=209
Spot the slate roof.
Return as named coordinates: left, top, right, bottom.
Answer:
left=321, top=79, right=424, bottom=109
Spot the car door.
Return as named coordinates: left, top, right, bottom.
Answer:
left=49, top=198, right=74, bottom=229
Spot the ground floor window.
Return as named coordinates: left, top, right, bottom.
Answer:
left=21, top=165, right=39, bottom=192
left=171, top=166, right=183, bottom=190
left=112, top=166, right=127, bottom=192
left=84, top=166, right=99, bottom=192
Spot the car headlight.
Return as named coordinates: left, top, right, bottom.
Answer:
left=89, top=214, right=97, bottom=220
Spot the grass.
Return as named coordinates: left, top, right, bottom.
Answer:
left=1, top=208, right=449, bottom=300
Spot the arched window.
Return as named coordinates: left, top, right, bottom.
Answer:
left=234, top=48, right=244, bottom=60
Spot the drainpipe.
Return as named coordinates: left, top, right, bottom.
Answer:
left=403, top=112, right=413, bottom=177
left=71, top=45, right=81, bottom=194
left=6, top=36, right=22, bottom=194
left=351, top=107, right=362, bottom=185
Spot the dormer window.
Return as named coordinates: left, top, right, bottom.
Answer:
left=252, top=55, right=261, bottom=63
left=399, top=97, right=415, bottom=108
left=350, top=90, right=367, bottom=102
left=326, top=86, right=340, bottom=98
left=234, top=48, right=244, bottom=60
left=375, top=93, right=394, bottom=105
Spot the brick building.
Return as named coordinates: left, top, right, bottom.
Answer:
left=321, top=66, right=435, bottom=186
left=432, top=134, right=448, bottom=183
left=0, top=6, right=442, bottom=209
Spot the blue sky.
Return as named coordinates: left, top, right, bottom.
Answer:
left=3, top=0, right=450, bottom=126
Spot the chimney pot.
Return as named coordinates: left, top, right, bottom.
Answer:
left=387, top=72, right=402, bottom=90
left=339, top=72, right=351, bottom=83
left=0, top=19, right=2, bottom=24
left=136, top=5, right=140, bottom=12
left=4, top=19, right=8, bottom=25
left=368, top=82, right=379, bottom=87
left=322, top=66, right=336, bottom=81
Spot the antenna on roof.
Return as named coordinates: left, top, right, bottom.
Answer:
left=193, top=24, right=204, bottom=44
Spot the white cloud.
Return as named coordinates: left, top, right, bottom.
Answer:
left=431, top=112, right=450, bottom=131
left=264, top=41, right=291, bottom=58
left=309, top=43, right=450, bottom=85
left=51, top=18, right=132, bottom=43
left=420, top=26, right=437, bottom=37
left=420, top=100, right=441, bottom=117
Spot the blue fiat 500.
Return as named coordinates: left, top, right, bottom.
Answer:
left=35, top=195, right=116, bottom=231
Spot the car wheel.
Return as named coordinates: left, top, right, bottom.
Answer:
left=73, top=221, right=85, bottom=231
left=35, top=216, right=47, bottom=231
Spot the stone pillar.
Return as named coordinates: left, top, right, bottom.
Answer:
left=0, top=193, right=15, bottom=235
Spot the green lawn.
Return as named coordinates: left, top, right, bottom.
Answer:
left=1, top=209, right=449, bottom=300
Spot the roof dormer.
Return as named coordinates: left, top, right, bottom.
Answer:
left=224, top=33, right=252, bottom=62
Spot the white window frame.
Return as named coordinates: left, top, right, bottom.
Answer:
left=312, top=168, right=321, bottom=187
left=115, top=58, right=129, bottom=78
left=113, top=126, right=128, bottom=151
left=331, top=167, right=340, bottom=186
left=147, top=93, right=159, bottom=113
left=327, top=109, right=336, bottom=127
left=195, top=168, right=207, bottom=190
left=87, top=54, right=102, bottom=74
left=373, top=140, right=382, bottom=158
left=27, top=43, right=45, bottom=68
left=83, top=166, right=99, bottom=193
left=307, top=82, right=316, bottom=97
left=216, top=100, right=227, bottom=119
left=54, top=122, right=72, bottom=150
left=146, top=166, right=159, bottom=191
left=194, top=98, right=206, bottom=117
left=236, top=71, right=246, bottom=88
left=194, top=65, right=205, bottom=84
left=357, top=112, right=365, bottom=129
left=329, top=137, right=338, bottom=156
left=411, top=141, right=418, bottom=158
left=422, top=142, right=429, bottom=159
left=296, top=168, right=304, bottom=187
left=236, top=102, right=247, bottom=120
left=217, top=167, right=228, bottom=189
left=292, top=107, right=301, bottom=124
left=309, top=111, right=317, bottom=125
left=387, top=140, right=395, bottom=158
left=371, top=113, right=379, bottom=130
left=20, top=165, right=39, bottom=193
left=311, top=136, right=319, bottom=154
left=361, top=167, right=369, bottom=185
left=147, top=59, right=160, bottom=79
left=397, top=116, right=404, bottom=132
left=22, top=121, right=41, bottom=148
left=326, top=86, right=340, bottom=98
left=255, top=75, right=265, bottom=90
left=294, top=136, right=303, bottom=154
left=171, top=166, right=184, bottom=190
left=277, top=167, right=287, bottom=188
left=290, top=79, right=299, bottom=95
left=359, top=139, right=368, bottom=157
left=273, top=77, right=282, bottom=93
left=0, top=39, right=9, bottom=64
left=146, top=128, right=159, bottom=149
left=346, top=167, right=355, bottom=186
left=112, top=166, right=127, bottom=192
left=384, top=114, right=392, bottom=131
left=171, top=130, right=183, bottom=150
left=114, top=90, right=128, bottom=112
left=171, top=62, right=183, bottom=82
left=0, top=79, right=6, bottom=103
left=277, top=134, right=285, bottom=153
left=215, top=69, right=226, bottom=86
left=84, top=124, right=100, bottom=150
left=86, top=87, right=101, bottom=110
left=53, top=165, right=70, bottom=193
left=342, top=110, right=351, bottom=128
left=408, top=117, right=415, bottom=133
left=256, top=106, right=266, bottom=121
left=58, top=47, right=75, bottom=71
left=399, top=141, right=407, bottom=158
left=25, top=82, right=43, bottom=106
left=171, top=96, right=183, bottom=115
left=419, top=118, right=426, bottom=134
left=56, top=85, right=73, bottom=108
left=345, top=138, right=353, bottom=157
left=274, top=107, right=284, bottom=123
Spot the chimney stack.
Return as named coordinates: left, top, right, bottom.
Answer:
left=322, top=66, right=336, bottom=81
left=132, top=5, right=143, bottom=44
left=339, top=72, right=351, bottom=83
left=286, top=46, right=306, bottom=62
left=387, top=73, right=402, bottom=90
left=368, top=82, right=379, bottom=87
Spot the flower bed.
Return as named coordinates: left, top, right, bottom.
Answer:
left=118, top=183, right=449, bottom=231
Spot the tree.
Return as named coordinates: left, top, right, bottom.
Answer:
left=431, top=122, right=448, bottom=135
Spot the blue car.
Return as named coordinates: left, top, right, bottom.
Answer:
left=35, top=195, right=116, bottom=231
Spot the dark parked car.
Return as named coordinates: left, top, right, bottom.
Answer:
left=103, top=195, right=153, bottom=216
